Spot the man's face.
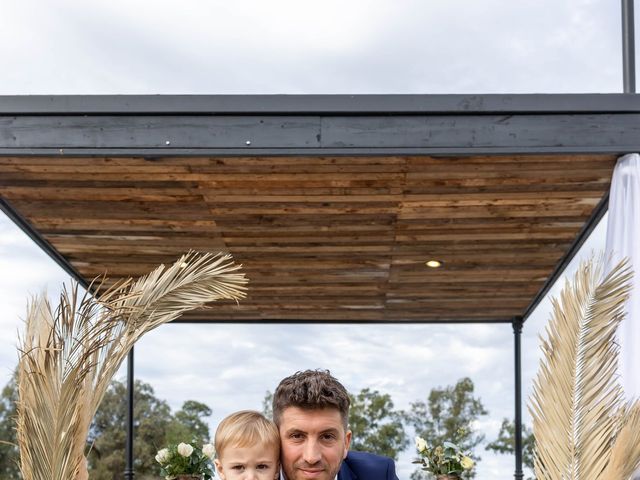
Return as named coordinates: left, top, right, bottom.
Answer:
left=279, top=406, right=351, bottom=480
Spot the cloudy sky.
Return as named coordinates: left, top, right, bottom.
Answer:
left=0, top=1, right=631, bottom=478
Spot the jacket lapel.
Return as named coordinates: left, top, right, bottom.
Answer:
left=338, top=459, right=357, bottom=480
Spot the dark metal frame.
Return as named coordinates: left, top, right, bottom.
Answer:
left=124, top=348, right=135, bottom=480
left=2, top=94, right=640, bottom=160
left=1, top=92, right=640, bottom=114
left=522, top=193, right=610, bottom=322
left=512, top=317, right=524, bottom=480
left=0, top=199, right=89, bottom=289
left=0, top=106, right=615, bottom=480
left=623, top=0, right=636, bottom=94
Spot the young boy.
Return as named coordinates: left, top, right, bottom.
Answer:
left=214, top=410, right=280, bottom=480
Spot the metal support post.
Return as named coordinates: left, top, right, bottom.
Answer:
left=513, top=316, right=524, bottom=480
left=124, top=347, right=135, bottom=480
left=622, top=0, right=636, bottom=93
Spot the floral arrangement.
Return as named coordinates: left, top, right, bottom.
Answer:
left=156, top=441, right=216, bottom=479
left=413, top=436, right=474, bottom=479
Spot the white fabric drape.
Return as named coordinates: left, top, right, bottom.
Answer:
left=605, top=153, right=640, bottom=400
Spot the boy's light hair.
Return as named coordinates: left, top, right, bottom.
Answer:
left=214, top=410, right=280, bottom=458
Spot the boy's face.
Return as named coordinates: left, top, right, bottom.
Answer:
left=214, top=443, right=279, bottom=480
left=278, top=406, right=351, bottom=480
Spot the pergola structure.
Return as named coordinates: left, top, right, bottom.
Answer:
left=1, top=5, right=638, bottom=479
left=1, top=93, right=636, bottom=479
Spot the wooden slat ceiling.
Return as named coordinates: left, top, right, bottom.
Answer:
left=0, top=154, right=616, bottom=322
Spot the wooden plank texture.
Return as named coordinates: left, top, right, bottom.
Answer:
left=0, top=154, right=615, bottom=322
left=2, top=114, right=640, bottom=152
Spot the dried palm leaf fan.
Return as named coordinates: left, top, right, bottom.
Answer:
left=529, top=256, right=640, bottom=480
left=16, top=251, right=247, bottom=480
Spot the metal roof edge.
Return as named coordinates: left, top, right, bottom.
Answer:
left=1, top=93, right=640, bottom=115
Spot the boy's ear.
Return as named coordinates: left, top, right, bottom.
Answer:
left=214, top=459, right=225, bottom=480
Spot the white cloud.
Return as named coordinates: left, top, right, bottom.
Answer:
left=0, top=0, right=623, bottom=94
left=0, top=217, right=71, bottom=375
left=0, top=1, right=626, bottom=478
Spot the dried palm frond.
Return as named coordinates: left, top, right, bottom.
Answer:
left=16, top=251, right=247, bottom=480
left=601, top=401, right=640, bottom=479
left=529, top=256, right=638, bottom=480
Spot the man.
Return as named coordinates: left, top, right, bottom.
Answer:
left=273, top=369, right=399, bottom=480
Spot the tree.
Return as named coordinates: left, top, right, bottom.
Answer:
left=348, top=388, right=408, bottom=460
left=0, top=374, right=19, bottom=479
left=166, top=400, right=212, bottom=445
left=405, top=377, right=488, bottom=479
left=485, top=418, right=535, bottom=478
left=87, top=379, right=173, bottom=480
left=261, top=390, right=273, bottom=420
left=0, top=376, right=212, bottom=480
left=87, top=379, right=212, bottom=480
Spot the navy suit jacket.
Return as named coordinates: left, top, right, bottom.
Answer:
left=338, top=451, right=399, bottom=480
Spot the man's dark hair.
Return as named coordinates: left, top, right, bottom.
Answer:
left=272, top=369, right=350, bottom=428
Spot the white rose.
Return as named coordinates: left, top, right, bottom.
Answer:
left=177, top=442, right=194, bottom=457
left=460, top=455, right=474, bottom=469
left=415, top=436, right=428, bottom=453
left=155, top=448, right=170, bottom=464
left=202, top=443, right=216, bottom=459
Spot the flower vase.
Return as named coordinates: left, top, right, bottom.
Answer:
left=435, top=475, right=460, bottom=480
left=174, top=476, right=201, bottom=480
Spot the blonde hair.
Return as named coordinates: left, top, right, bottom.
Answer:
left=214, top=410, right=280, bottom=458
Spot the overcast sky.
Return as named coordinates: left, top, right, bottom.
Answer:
left=0, top=1, right=631, bottom=478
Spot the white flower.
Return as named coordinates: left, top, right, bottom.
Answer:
left=415, top=436, right=428, bottom=453
left=177, top=442, right=194, bottom=457
left=460, top=456, right=474, bottom=469
left=155, top=448, right=170, bottom=464
left=202, top=443, right=216, bottom=459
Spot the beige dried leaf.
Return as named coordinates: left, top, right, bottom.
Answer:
left=601, top=402, right=640, bottom=480
left=529, top=256, right=633, bottom=480
left=16, top=251, right=247, bottom=480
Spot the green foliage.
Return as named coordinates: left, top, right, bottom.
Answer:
left=166, top=400, right=212, bottom=445
left=0, top=374, right=19, bottom=479
left=87, top=379, right=173, bottom=479
left=485, top=418, right=535, bottom=477
left=0, top=375, right=213, bottom=480
left=414, top=437, right=475, bottom=477
left=348, top=388, right=408, bottom=460
left=406, top=377, right=488, bottom=479
left=261, top=390, right=273, bottom=420
left=157, top=442, right=215, bottom=480
left=86, top=379, right=212, bottom=480
left=1, top=371, right=503, bottom=480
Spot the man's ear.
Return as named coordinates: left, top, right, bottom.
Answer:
left=343, top=429, right=352, bottom=459
left=214, top=459, right=226, bottom=480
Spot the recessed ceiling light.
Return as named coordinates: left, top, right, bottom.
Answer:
left=425, top=260, right=443, bottom=268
